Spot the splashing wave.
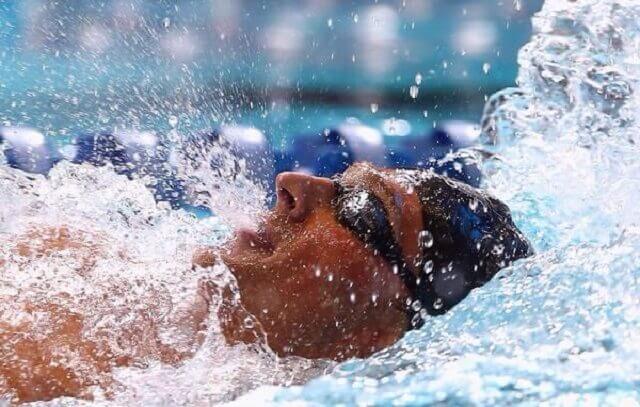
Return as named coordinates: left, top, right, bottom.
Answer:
left=245, top=0, right=640, bottom=404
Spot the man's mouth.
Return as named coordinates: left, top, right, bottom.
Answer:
left=233, top=224, right=275, bottom=255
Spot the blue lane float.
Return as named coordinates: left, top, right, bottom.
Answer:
left=393, top=120, right=482, bottom=187
left=275, top=120, right=482, bottom=187
left=0, top=120, right=483, bottom=209
left=0, top=126, right=60, bottom=174
left=276, top=121, right=387, bottom=178
left=62, top=130, right=188, bottom=209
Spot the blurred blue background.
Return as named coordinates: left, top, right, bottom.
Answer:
left=0, top=0, right=543, bottom=140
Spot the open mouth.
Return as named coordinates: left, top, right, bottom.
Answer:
left=234, top=224, right=275, bottom=254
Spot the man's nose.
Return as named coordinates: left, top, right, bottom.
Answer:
left=275, top=172, right=336, bottom=222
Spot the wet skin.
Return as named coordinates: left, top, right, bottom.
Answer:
left=201, top=163, right=428, bottom=360
left=0, top=162, right=473, bottom=402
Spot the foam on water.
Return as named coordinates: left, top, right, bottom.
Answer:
left=237, top=0, right=640, bottom=404
left=3, top=0, right=640, bottom=404
left=0, top=163, right=328, bottom=405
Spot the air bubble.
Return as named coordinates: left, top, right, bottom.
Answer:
left=423, top=260, right=434, bottom=274
left=243, top=316, right=255, bottom=328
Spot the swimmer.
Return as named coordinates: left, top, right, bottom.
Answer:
left=0, top=162, right=531, bottom=403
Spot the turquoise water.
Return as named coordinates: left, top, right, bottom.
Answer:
left=235, top=0, right=640, bottom=405
left=1, top=0, right=639, bottom=405
left=0, top=0, right=539, bottom=97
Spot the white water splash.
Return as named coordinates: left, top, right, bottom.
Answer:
left=0, top=163, right=329, bottom=405
left=174, top=132, right=268, bottom=230
left=241, top=0, right=640, bottom=404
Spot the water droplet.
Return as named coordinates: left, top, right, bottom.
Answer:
left=433, top=298, right=444, bottom=310
left=163, top=17, right=171, bottom=28
left=327, top=18, right=333, bottom=28
left=423, top=260, right=434, bottom=274
left=514, top=0, right=522, bottom=11
left=409, top=85, right=419, bottom=99
left=469, top=198, right=479, bottom=211
left=483, top=63, right=491, bottom=74
left=419, top=230, right=434, bottom=248
left=371, top=293, right=379, bottom=303
left=353, top=14, right=359, bottom=23
left=423, top=110, right=429, bottom=117
left=168, top=115, right=178, bottom=128
left=350, top=293, right=357, bottom=303
left=411, top=300, right=422, bottom=312
left=243, top=316, right=255, bottom=328
left=370, top=103, right=379, bottom=113
left=415, top=73, right=422, bottom=85
left=492, top=244, right=505, bottom=256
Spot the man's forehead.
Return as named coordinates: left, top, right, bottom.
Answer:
left=344, top=163, right=438, bottom=196
left=340, top=162, right=384, bottom=180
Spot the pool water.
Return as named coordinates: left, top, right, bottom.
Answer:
left=239, top=0, right=640, bottom=404
left=1, top=0, right=640, bottom=405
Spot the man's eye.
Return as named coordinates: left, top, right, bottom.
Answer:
left=336, top=190, right=391, bottom=245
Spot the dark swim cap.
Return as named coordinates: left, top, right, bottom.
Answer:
left=333, top=168, right=532, bottom=329
left=407, top=170, right=532, bottom=326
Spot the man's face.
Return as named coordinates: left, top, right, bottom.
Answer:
left=220, top=163, right=425, bottom=360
